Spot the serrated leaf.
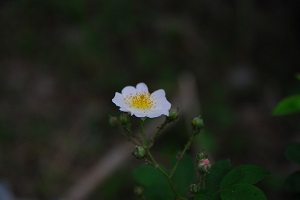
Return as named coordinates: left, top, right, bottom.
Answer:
left=172, top=155, right=195, bottom=196
left=132, top=164, right=173, bottom=199
left=284, top=170, right=300, bottom=193
left=273, top=95, right=300, bottom=115
left=221, top=184, right=267, bottom=200
left=285, top=143, right=300, bottom=164
left=220, top=165, right=269, bottom=189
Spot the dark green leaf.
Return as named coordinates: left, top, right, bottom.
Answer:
left=132, top=164, right=173, bottom=199
left=220, top=165, right=269, bottom=189
left=172, top=155, right=195, bottom=196
left=284, top=171, right=300, bottom=193
left=192, top=160, right=232, bottom=200
left=221, top=184, right=267, bottom=200
left=285, top=143, right=300, bottom=164
left=194, top=190, right=220, bottom=200
left=273, top=95, right=300, bottom=115
left=205, top=159, right=232, bottom=192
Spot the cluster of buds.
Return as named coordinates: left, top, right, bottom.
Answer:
left=189, top=152, right=212, bottom=194
left=196, top=152, right=211, bottom=174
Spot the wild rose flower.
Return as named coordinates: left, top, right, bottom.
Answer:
left=112, top=82, right=171, bottom=118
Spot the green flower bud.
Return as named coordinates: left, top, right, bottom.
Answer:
left=119, top=113, right=129, bottom=125
left=167, top=108, right=179, bottom=121
left=109, top=116, right=120, bottom=127
left=189, top=184, right=199, bottom=194
left=133, top=185, right=144, bottom=196
left=132, top=146, right=146, bottom=159
left=197, top=158, right=211, bottom=174
left=191, top=116, right=204, bottom=132
left=196, top=152, right=208, bottom=162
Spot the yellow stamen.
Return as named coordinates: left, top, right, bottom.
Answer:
left=124, top=92, right=156, bottom=110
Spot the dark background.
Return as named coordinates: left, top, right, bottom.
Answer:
left=0, top=0, right=299, bottom=199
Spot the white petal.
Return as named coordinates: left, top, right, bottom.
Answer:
left=145, top=109, right=169, bottom=118
left=122, top=86, right=136, bottom=96
left=136, top=82, right=149, bottom=93
left=151, top=89, right=171, bottom=109
left=151, top=89, right=166, bottom=99
left=155, top=99, right=171, bottom=110
left=112, top=92, right=129, bottom=111
left=129, top=108, right=147, bottom=117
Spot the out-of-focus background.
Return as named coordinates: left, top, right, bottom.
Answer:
left=0, top=0, right=299, bottom=199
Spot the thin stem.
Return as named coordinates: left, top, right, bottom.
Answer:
left=149, top=118, right=168, bottom=148
left=139, top=119, right=186, bottom=200
left=123, top=125, right=143, bottom=145
left=140, top=119, right=148, bottom=147
left=148, top=150, right=185, bottom=199
left=197, top=173, right=206, bottom=190
left=170, top=134, right=195, bottom=178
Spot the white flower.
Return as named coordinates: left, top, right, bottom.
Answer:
left=112, top=83, right=171, bottom=118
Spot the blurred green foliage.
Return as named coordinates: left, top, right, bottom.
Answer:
left=285, top=143, right=300, bottom=165
left=284, top=143, right=300, bottom=198
left=273, top=95, right=300, bottom=116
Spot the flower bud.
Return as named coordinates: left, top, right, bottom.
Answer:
left=191, top=116, right=204, bottom=133
left=197, top=158, right=211, bottom=174
left=132, top=146, right=146, bottom=159
left=189, top=184, right=199, bottom=194
left=196, top=152, right=208, bottom=162
left=167, top=108, right=179, bottom=121
left=133, top=185, right=144, bottom=196
left=109, top=116, right=120, bottom=127
left=119, top=113, right=129, bottom=125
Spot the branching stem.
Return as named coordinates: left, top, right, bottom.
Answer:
left=140, top=119, right=186, bottom=200
left=170, top=133, right=195, bottom=178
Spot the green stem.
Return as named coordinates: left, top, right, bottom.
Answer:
left=140, top=119, right=186, bottom=200
left=149, top=118, right=168, bottom=148
left=123, top=125, right=143, bottom=145
left=140, top=119, right=148, bottom=147
left=170, top=134, right=195, bottom=178
left=197, top=173, right=206, bottom=190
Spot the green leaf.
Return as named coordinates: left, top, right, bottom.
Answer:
left=194, top=190, right=220, bottom=200
left=273, top=95, right=300, bottom=115
left=172, top=155, right=195, bottom=196
left=220, top=165, right=269, bottom=189
left=194, top=160, right=232, bottom=200
left=132, top=164, right=173, bottom=200
left=284, top=170, right=300, bottom=193
left=285, top=143, right=300, bottom=164
left=205, top=159, right=233, bottom=192
left=221, top=184, right=267, bottom=200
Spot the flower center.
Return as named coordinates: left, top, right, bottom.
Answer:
left=125, top=92, right=156, bottom=110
